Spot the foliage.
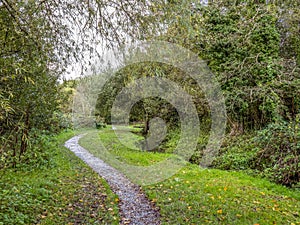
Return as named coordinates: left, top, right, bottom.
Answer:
left=0, top=1, right=65, bottom=166
left=253, top=118, right=300, bottom=186
left=49, top=111, right=73, bottom=133
left=141, top=1, right=300, bottom=187
left=211, top=134, right=258, bottom=176
left=1, top=130, right=50, bottom=170
left=0, top=0, right=158, bottom=167
left=95, top=62, right=208, bottom=140
left=153, top=0, right=300, bottom=132
left=95, top=116, right=107, bottom=129
left=189, top=134, right=209, bottom=165
left=209, top=119, right=300, bottom=187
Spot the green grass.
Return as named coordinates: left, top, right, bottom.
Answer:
left=0, top=130, right=119, bottom=225
left=80, top=126, right=171, bottom=166
left=80, top=127, right=300, bottom=225
left=145, top=165, right=300, bottom=224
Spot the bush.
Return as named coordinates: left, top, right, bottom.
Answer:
left=210, top=119, right=299, bottom=187
left=49, top=111, right=73, bottom=132
left=0, top=130, right=58, bottom=171
left=253, top=118, right=300, bottom=187
left=17, top=130, right=57, bottom=170
left=189, top=134, right=208, bottom=165
left=95, top=116, right=107, bottom=129
left=211, top=134, right=258, bottom=171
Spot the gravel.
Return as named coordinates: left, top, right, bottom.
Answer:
left=64, top=135, right=161, bottom=225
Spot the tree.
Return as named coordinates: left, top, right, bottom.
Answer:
left=154, top=0, right=299, bottom=132
left=0, top=0, right=161, bottom=167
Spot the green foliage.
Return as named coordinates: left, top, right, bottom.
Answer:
left=95, top=62, right=208, bottom=140
left=95, top=116, right=107, bottom=129
left=0, top=0, right=160, bottom=168
left=154, top=0, right=300, bottom=132
left=191, top=2, right=283, bottom=130
left=161, top=123, right=299, bottom=187
left=0, top=127, right=71, bottom=170
left=212, top=134, right=258, bottom=172
left=189, top=134, right=209, bottom=165
left=16, top=130, right=56, bottom=170
left=49, top=111, right=73, bottom=133
left=0, top=1, right=66, bottom=167
left=159, top=129, right=180, bottom=153
left=92, top=0, right=300, bottom=189
left=253, top=118, right=300, bottom=186
left=95, top=71, right=127, bottom=123
left=208, top=119, right=300, bottom=187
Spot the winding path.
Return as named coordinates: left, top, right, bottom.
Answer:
left=64, top=135, right=161, bottom=225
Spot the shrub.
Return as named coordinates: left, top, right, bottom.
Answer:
left=95, top=116, right=107, bottom=129
left=253, top=118, right=300, bottom=186
left=50, top=112, right=73, bottom=132
left=211, top=134, right=258, bottom=171
left=17, top=130, right=57, bottom=170
left=189, top=134, right=208, bottom=165
left=0, top=129, right=57, bottom=170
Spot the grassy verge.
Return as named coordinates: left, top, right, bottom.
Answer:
left=80, top=127, right=300, bottom=225
left=0, top=130, right=119, bottom=225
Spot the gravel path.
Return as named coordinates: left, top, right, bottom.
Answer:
left=64, top=135, right=161, bottom=225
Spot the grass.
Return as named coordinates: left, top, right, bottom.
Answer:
left=79, top=125, right=171, bottom=167
left=144, top=165, right=300, bottom=224
left=80, top=126, right=300, bottom=225
left=0, top=130, right=119, bottom=225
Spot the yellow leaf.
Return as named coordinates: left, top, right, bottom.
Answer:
left=217, top=209, right=222, bottom=214
left=224, top=187, right=227, bottom=191
left=28, top=77, right=35, bottom=84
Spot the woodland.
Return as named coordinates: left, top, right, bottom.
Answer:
left=0, top=0, right=299, bottom=224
